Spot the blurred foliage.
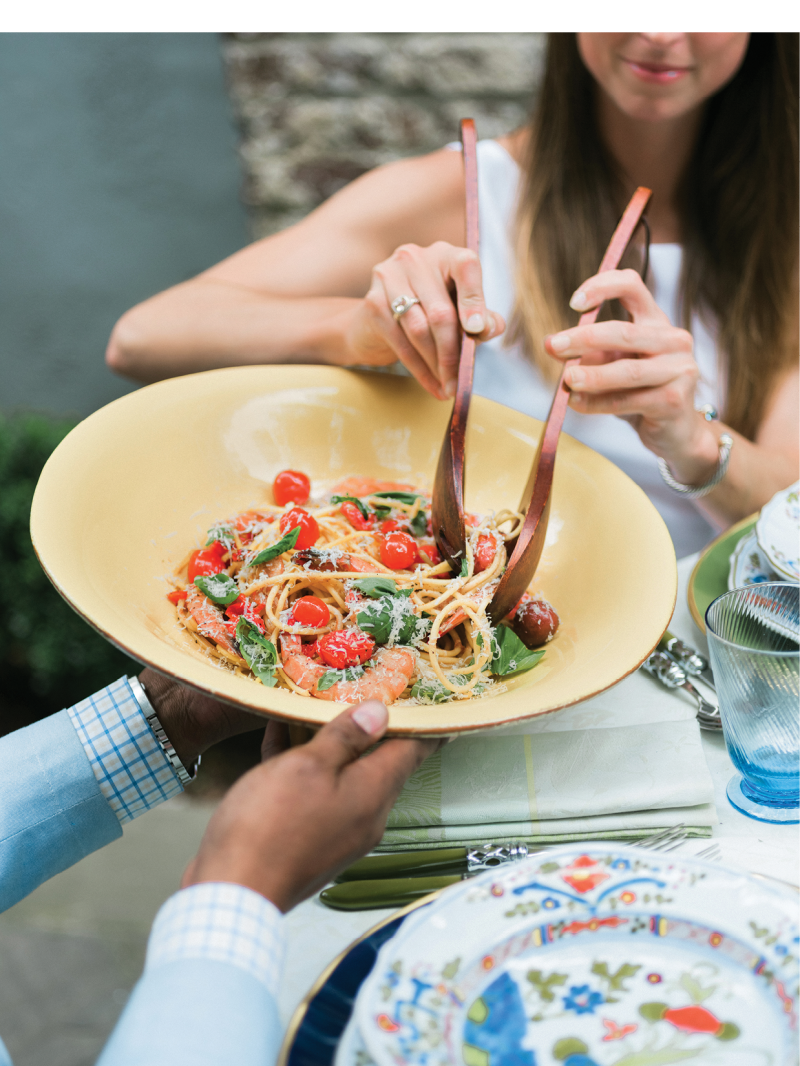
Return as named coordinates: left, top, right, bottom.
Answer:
left=0, top=412, right=139, bottom=729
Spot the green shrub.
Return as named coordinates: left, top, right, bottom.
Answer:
left=0, top=412, right=139, bottom=722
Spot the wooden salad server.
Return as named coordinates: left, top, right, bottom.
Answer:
left=430, top=118, right=480, bottom=573
left=487, top=185, right=652, bottom=623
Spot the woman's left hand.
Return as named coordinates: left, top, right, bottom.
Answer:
left=545, top=268, right=720, bottom=486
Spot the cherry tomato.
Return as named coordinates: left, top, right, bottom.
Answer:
left=289, top=595, right=331, bottom=628
left=273, top=470, right=311, bottom=507
left=301, top=639, right=320, bottom=659
left=280, top=507, right=319, bottom=550
left=380, top=530, right=418, bottom=570
left=187, top=541, right=227, bottom=583
left=166, top=589, right=187, bottom=605
left=474, top=534, right=497, bottom=573
left=511, top=597, right=560, bottom=648
left=380, top=518, right=400, bottom=534
left=416, top=541, right=442, bottom=567
left=340, top=501, right=374, bottom=531
left=318, top=628, right=375, bottom=669
left=224, top=595, right=247, bottom=618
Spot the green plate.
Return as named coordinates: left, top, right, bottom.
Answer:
left=688, top=513, right=758, bottom=632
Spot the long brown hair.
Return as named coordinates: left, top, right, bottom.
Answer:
left=510, top=33, right=799, bottom=440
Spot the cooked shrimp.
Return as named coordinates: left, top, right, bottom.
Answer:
left=184, top=585, right=242, bottom=660
left=292, top=548, right=381, bottom=574
left=330, top=476, right=415, bottom=497
left=280, top=634, right=414, bottom=704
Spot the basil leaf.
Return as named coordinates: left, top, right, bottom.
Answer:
left=249, top=525, right=300, bottom=566
left=236, top=618, right=279, bottom=686
left=194, top=573, right=239, bottom=605
left=411, top=674, right=481, bottom=704
left=357, top=596, right=430, bottom=646
left=330, top=495, right=370, bottom=520
left=459, top=557, right=469, bottom=578
left=409, top=510, right=428, bottom=537
left=490, top=625, right=546, bottom=676
left=373, top=506, right=391, bottom=520
left=317, top=665, right=365, bottom=691
left=206, top=522, right=235, bottom=548
left=370, top=491, right=423, bottom=505
left=351, top=576, right=401, bottom=599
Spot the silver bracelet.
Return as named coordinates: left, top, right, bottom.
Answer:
left=658, top=433, right=734, bottom=499
left=129, top=675, right=200, bottom=786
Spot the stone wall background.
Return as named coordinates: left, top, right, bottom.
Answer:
left=220, top=33, right=546, bottom=239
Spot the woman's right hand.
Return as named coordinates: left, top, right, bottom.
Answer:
left=345, top=241, right=505, bottom=400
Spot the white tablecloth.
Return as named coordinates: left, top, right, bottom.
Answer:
left=276, top=553, right=799, bottom=1028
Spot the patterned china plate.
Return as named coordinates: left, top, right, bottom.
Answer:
left=728, top=530, right=782, bottom=590
left=756, top=482, right=800, bottom=582
left=355, top=844, right=799, bottom=1066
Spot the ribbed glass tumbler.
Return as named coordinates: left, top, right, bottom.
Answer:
left=706, top=582, right=799, bottom=823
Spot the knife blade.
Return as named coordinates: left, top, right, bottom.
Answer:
left=321, top=875, right=461, bottom=910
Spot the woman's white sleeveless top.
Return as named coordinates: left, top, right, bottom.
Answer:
left=471, top=139, right=722, bottom=558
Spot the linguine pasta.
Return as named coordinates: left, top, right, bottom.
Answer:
left=168, top=476, right=557, bottom=705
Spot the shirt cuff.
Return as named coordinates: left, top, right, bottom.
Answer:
left=66, top=675, right=182, bottom=825
left=145, top=883, right=285, bottom=998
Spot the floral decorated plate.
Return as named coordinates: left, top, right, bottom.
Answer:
left=728, top=530, right=782, bottom=591
left=355, top=844, right=798, bottom=1066
left=756, top=482, right=800, bottom=582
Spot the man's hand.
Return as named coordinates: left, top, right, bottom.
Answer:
left=139, top=669, right=266, bottom=767
left=183, top=700, right=439, bottom=912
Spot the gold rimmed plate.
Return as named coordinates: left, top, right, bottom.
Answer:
left=31, top=366, right=676, bottom=735
left=687, top=513, right=758, bottom=633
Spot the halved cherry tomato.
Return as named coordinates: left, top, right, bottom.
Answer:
left=380, top=518, right=400, bottom=534
left=289, top=595, right=331, bottom=628
left=300, top=640, right=320, bottom=659
left=166, top=589, right=187, bottom=605
left=187, top=540, right=227, bottom=582
left=416, top=541, right=442, bottom=567
left=340, top=501, right=374, bottom=531
left=273, top=470, right=311, bottom=507
left=474, top=534, right=497, bottom=573
left=224, top=596, right=247, bottom=618
left=380, top=530, right=418, bottom=570
left=224, top=595, right=266, bottom=633
left=280, top=507, right=319, bottom=550
left=318, top=628, right=375, bottom=669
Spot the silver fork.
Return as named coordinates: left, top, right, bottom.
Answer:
left=630, top=823, right=688, bottom=852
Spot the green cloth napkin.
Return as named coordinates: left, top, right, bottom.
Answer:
left=379, top=719, right=716, bottom=851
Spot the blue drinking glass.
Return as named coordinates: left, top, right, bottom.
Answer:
left=706, top=582, right=799, bottom=824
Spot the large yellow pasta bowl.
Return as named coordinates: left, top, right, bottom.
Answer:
left=31, top=365, right=676, bottom=735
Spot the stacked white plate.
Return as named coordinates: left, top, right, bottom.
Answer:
left=729, top=482, right=799, bottom=590
left=336, top=843, right=799, bottom=1066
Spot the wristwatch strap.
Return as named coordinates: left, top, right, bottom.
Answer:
left=128, top=675, right=200, bottom=786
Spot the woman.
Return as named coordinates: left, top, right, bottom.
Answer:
left=107, top=33, right=799, bottom=557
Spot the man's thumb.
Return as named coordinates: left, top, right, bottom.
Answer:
left=308, top=700, right=388, bottom=768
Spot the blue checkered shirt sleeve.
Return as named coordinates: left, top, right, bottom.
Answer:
left=145, top=883, right=285, bottom=997
left=66, top=676, right=182, bottom=824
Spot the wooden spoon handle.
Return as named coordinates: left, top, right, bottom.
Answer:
left=452, top=118, right=479, bottom=436
left=488, top=186, right=652, bottom=623
left=431, top=119, right=480, bottom=569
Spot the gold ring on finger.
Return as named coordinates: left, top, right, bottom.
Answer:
left=391, top=295, right=421, bottom=322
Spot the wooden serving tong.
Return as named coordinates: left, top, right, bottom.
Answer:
left=430, top=120, right=651, bottom=621
left=430, top=119, right=479, bottom=575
